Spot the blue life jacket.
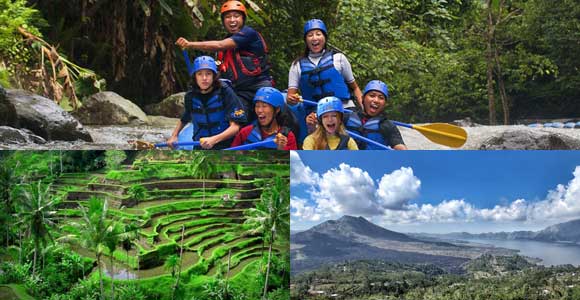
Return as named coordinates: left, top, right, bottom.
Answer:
left=190, top=88, right=229, bottom=141
left=345, top=112, right=387, bottom=150
left=244, top=122, right=288, bottom=149
left=326, top=134, right=350, bottom=150
left=299, top=51, right=350, bottom=102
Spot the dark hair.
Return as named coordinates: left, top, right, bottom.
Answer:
left=189, top=72, right=222, bottom=94
left=277, top=104, right=301, bottom=138
left=292, top=31, right=329, bottom=65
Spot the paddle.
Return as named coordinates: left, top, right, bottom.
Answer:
left=224, top=139, right=277, bottom=150
left=183, top=50, right=194, bottom=76
left=299, top=99, right=467, bottom=148
left=130, top=140, right=201, bottom=150
left=131, top=138, right=277, bottom=150
left=346, top=130, right=392, bottom=150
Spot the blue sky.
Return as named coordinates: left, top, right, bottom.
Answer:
left=291, top=151, right=580, bottom=233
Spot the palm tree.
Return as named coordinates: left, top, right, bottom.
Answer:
left=105, top=221, right=126, bottom=300
left=164, top=254, right=180, bottom=279
left=189, top=154, right=217, bottom=208
left=16, top=181, right=57, bottom=274
left=127, top=184, right=148, bottom=206
left=245, top=177, right=289, bottom=299
left=59, top=197, right=117, bottom=300
left=0, top=161, right=18, bottom=247
left=120, top=220, right=140, bottom=267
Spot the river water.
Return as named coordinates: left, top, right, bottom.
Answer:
left=464, top=239, right=580, bottom=266
left=2, top=122, right=580, bottom=150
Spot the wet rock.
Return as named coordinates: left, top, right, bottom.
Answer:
left=148, top=115, right=179, bottom=127
left=451, top=117, right=480, bottom=127
left=0, top=126, right=46, bottom=144
left=7, top=89, right=92, bottom=141
left=0, top=85, right=19, bottom=127
left=144, top=92, right=185, bottom=118
left=74, top=91, right=149, bottom=125
left=478, top=129, right=580, bottom=150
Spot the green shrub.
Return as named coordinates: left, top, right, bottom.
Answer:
left=0, top=262, right=30, bottom=284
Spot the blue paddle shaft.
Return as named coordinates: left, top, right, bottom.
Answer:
left=156, top=141, right=201, bottom=148
left=183, top=50, right=193, bottom=75
left=346, top=130, right=392, bottom=150
left=225, top=139, right=277, bottom=150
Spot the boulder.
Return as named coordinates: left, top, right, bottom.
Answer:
left=144, top=92, right=185, bottom=118
left=478, top=129, right=580, bottom=150
left=0, top=85, right=19, bottom=127
left=74, top=91, right=149, bottom=125
left=7, top=89, right=92, bottom=141
left=451, top=117, right=480, bottom=127
left=0, top=126, right=46, bottom=144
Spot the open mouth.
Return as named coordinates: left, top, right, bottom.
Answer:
left=325, top=122, right=337, bottom=132
left=257, top=114, right=269, bottom=125
left=309, top=41, right=322, bottom=51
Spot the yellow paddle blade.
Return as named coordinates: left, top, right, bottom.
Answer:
left=129, top=140, right=156, bottom=150
left=413, top=123, right=467, bottom=148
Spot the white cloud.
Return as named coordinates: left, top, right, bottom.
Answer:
left=290, top=151, right=319, bottom=186
left=292, top=165, right=420, bottom=220
left=376, top=167, right=421, bottom=210
left=291, top=196, right=321, bottom=221
left=292, top=160, right=580, bottom=227
left=528, top=166, right=580, bottom=221
left=379, top=166, right=580, bottom=225
left=314, top=163, right=379, bottom=216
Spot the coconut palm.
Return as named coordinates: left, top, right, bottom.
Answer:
left=0, top=161, right=19, bottom=247
left=245, top=177, right=289, bottom=299
left=16, top=181, right=57, bottom=274
left=189, top=154, right=217, bottom=208
left=105, top=221, right=126, bottom=300
left=120, top=220, right=140, bottom=266
left=164, top=254, right=180, bottom=279
left=59, top=196, right=117, bottom=300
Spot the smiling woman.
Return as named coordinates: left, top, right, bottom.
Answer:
left=174, top=1, right=272, bottom=124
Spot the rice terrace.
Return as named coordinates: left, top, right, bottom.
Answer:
left=0, top=151, right=290, bottom=300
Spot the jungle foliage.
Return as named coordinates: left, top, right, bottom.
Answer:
left=1, top=0, right=579, bottom=122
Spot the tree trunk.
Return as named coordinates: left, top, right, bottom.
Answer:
left=18, top=229, right=22, bottom=264
left=225, top=249, right=232, bottom=298
left=486, top=0, right=496, bottom=125
left=110, top=254, right=115, bottom=300
left=97, top=254, right=104, bottom=300
left=263, top=228, right=275, bottom=299
left=32, top=239, right=38, bottom=274
left=173, top=225, right=185, bottom=300
left=495, top=46, right=510, bottom=125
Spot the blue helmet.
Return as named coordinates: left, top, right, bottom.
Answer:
left=304, top=19, right=327, bottom=37
left=253, top=87, right=284, bottom=109
left=193, top=56, right=217, bottom=74
left=363, top=80, right=389, bottom=98
left=317, top=96, right=343, bottom=119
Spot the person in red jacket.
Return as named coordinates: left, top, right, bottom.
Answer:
left=176, top=1, right=272, bottom=123
left=231, top=87, right=298, bottom=150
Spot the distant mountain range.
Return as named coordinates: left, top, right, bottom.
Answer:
left=431, top=218, right=580, bottom=244
left=291, top=216, right=474, bottom=275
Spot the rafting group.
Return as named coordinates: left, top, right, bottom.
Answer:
left=167, top=1, right=409, bottom=151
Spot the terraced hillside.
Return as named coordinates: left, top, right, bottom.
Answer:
left=51, top=151, right=290, bottom=299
